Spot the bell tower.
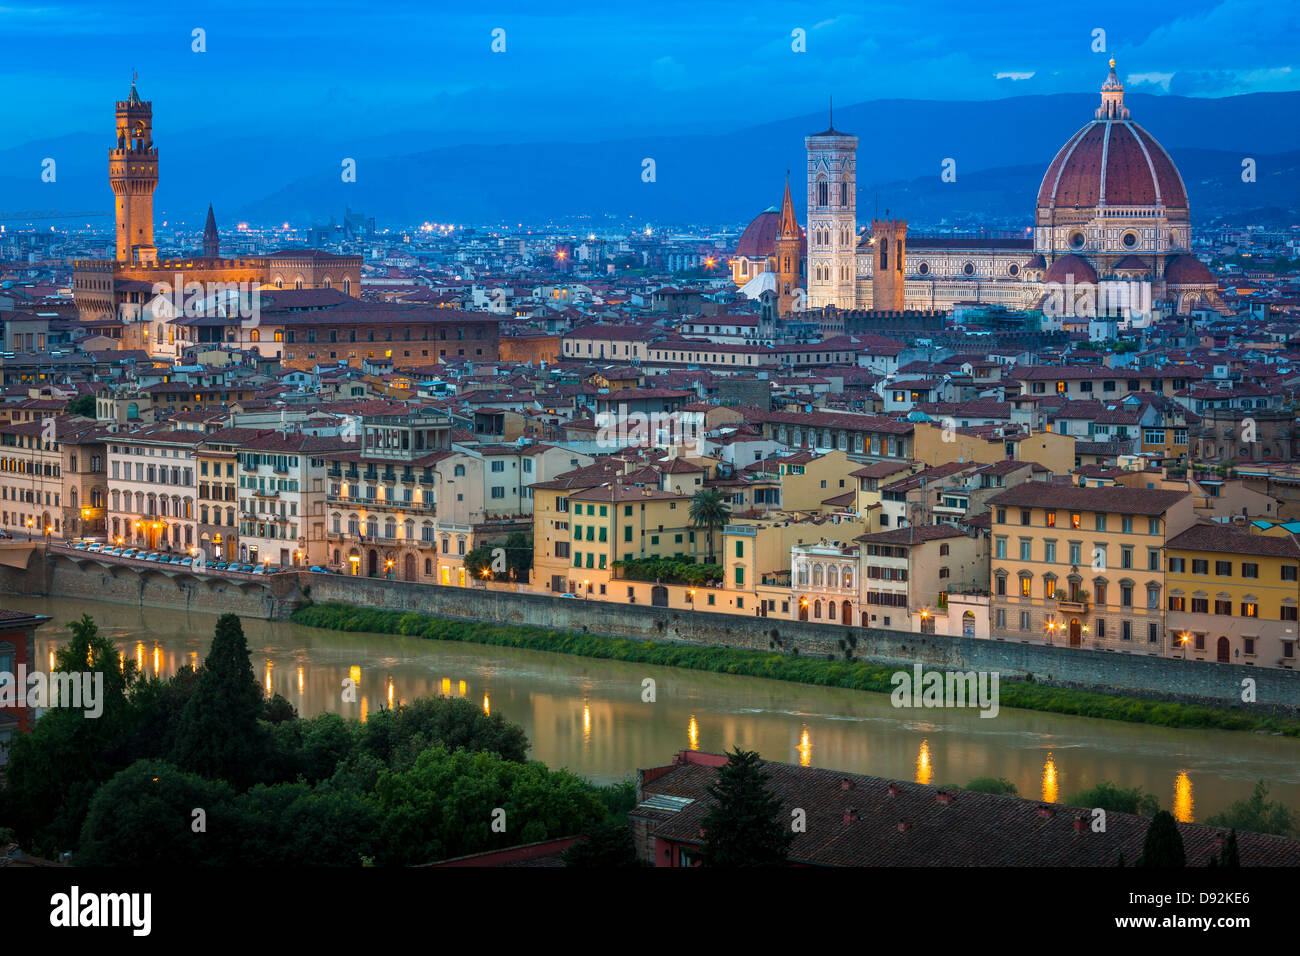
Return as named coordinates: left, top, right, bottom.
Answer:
left=774, top=173, right=802, bottom=316
left=805, top=100, right=857, bottom=310
left=110, top=76, right=158, bottom=265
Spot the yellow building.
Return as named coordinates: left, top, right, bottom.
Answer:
left=987, top=483, right=1195, bottom=652
left=912, top=422, right=1075, bottom=474
left=1165, top=523, right=1299, bottom=669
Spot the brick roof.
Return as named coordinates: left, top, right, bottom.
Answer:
left=988, top=483, right=1188, bottom=516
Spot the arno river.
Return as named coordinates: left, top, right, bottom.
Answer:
left=13, top=596, right=1300, bottom=821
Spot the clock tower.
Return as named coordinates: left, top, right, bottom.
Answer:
left=110, top=77, right=158, bottom=265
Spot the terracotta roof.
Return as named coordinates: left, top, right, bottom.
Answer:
left=1167, top=523, right=1300, bottom=558
left=989, top=483, right=1188, bottom=515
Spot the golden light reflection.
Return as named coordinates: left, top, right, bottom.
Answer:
left=458, top=679, right=466, bottom=697
left=687, top=715, right=699, bottom=750
left=1173, top=771, right=1194, bottom=823
left=797, top=725, right=812, bottom=767
left=387, top=679, right=394, bottom=709
left=297, top=666, right=304, bottom=695
left=118, top=650, right=125, bottom=673
left=153, top=645, right=161, bottom=675
left=582, top=704, right=592, bottom=743
left=135, top=642, right=145, bottom=672
left=264, top=661, right=272, bottom=695
left=441, top=677, right=451, bottom=697
left=915, top=739, right=932, bottom=785
left=482, top=694, right=490, bottom=716
left=1042, top=753, right=1059, bottom=803
left=49, top=649, right=55, bottom=670
left=360, top=696, right=368, bottom=723
left=349, top=665, right=361, bottom=687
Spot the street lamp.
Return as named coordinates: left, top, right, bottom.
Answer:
left=1179, top=631, right=1190, bottom=660
left=583, top=578, right=591, bottom=599
left=688, top=587, right=696, bottom=606
left=1045, top=620, right=1057, bottom=644
left=25, top=517, right=33, bottom=542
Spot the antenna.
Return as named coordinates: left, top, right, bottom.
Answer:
left=829, top=94, right=833, bottom=129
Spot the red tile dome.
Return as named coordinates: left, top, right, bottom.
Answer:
left=735, top=209, right=781, bottom=258
left=1036, top=61, right=1188, bottom=212
left=1043, top=254, right=1097, bottom=284
left=1164, top=254, right=1215, bottom=284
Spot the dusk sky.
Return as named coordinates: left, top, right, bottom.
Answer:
left=5, top=0, right=1299, bottom=149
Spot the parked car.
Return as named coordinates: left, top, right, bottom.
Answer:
left=214, top=561, right=229, bottom=571
left=86, top=543, right=103, bottom=553
left=308, top=565, right=329, bottom=573
left=121, top=548, right=138, bottom=558
left=559, top=592, right=577, bottom=599
left=73, top=540, right=89, bottom=550
left=0, top=530, right=11, bottom=539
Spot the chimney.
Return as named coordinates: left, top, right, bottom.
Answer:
left=936, top=790, right=953, bottom=805
left=843, top=808, right=859, bottom=824
left=1074, top=815, right=1088, bottom=833
left=841, top=778, right=854, bottom=790
left=1037, top=805, right=1056, bottom=818
left=887, top=783, right=901, bottom=797
left=897, top=820, right=912, bottom=832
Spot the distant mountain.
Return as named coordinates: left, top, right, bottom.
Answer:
left=862, top=149, right=1300, bottom=227
left=2, top=91, right=1297, bottom=229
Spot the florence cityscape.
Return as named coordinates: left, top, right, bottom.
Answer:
left=0, top=0, right=1298, bottom=921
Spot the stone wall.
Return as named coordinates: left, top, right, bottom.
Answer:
left=300, top=573, right=1300, bottom=710
left=4, top=555, right=1297, bottom=709
left=0, top=552, right=293, bottom=621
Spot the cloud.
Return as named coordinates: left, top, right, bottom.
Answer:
left=995, top=71, right=1036, bottom=81
left=1127, top=71, right=1175, bottom=91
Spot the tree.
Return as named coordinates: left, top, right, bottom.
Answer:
left=961, top=777, right=1018, bottom=796
left=356, top=696, right=529, bottom=768
left=1, top=615, right=141, bottom=854
left=76, top=760, right=235, bottom=866
left=1205, top=780, right=1295, bottom=838
left=1136, top=811, right=1186, bottom=868
left=66, top=394, right=96, bottom=418
left=699, top=748, right=793, bottom=867
left=170, top=613, right=269, bottom=789
left=465, top=531, right=534, bottom=583
left=688, top=488, right=731, bottom=564
left=564, top=821, right=644, bottom=867
left=1067, top=781, right=1159, bottom=817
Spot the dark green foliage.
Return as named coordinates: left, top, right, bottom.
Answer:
left=960, top=777, right=1019, bottom=796
left=1205, top=780, right=1296, bottom=837
left=290, top=602, right=1300, bottom=737
left=613, top=557, right=723, bottom=586
left=0, top=615, right=141, bottom=855
left=465, top=531, right=533, bottom=582
left=1066, top=781, right=1160, bottom=817
left=699, top=747, right=793, bottom=867
left=356, top=696, right=529, bottom=768
left=66, top=393, right=96, bottom=417
left=563, top=821, right=644, bottom=867
left=264, top=693, right=298, bottom=723
left=76, top=760, right=236, bottom=866
left=1137, top=811, right=1186, bottom=868
left=689, top=488, right=731, bottom=563
left=170, top=614, right=269, bottom=789
left=372, top=747, right=606, bottom=865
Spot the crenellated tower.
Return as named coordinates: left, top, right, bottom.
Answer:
left=110, top=77, right=158, bottom=265
left=870, top=218, right=907, bottom=311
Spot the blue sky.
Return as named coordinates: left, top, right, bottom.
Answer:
left=3, top=0, right=1297, bottom=147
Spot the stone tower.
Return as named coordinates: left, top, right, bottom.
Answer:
left=203, top=204, right=220, bottom=258
left=774, top=174, right=802, bottom=315
left=110, top=78, right=158, bottom=265
left=805, top=106, right=857, bottom=310
left=870, top=219, right=907, bottom=311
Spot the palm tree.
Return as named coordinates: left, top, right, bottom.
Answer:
left=689, top=488, right=731, bottom=564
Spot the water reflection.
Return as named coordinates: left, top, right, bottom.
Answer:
left=13, top=596, right=1300, bottom=819
left=1042, top=753, right=1059, bottom=803
left=916, top=739, right=932, bottom=785
left=1173, top=771, right=1195, bottom=823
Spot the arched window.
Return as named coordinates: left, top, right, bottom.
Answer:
left=454, top=464, right=466, bottom=477
left=812, top=564, right=824, bottom=587
left=827, top=566, right=838, bottom=588
left=843, top=568, right=852, bottom=588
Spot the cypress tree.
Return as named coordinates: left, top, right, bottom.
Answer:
left=1137, top=810, right=1186, bottom=868
left=699, top=748, right=794, bottom=867
left=171, top=614, right=267, bottom=788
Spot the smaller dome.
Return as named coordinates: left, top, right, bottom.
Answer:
left=735, top=209, right=781, bottom=258
left=1164, top=254, right=1215, bottom=285
left=1025, top=253, right=1046, bottom=270
left=1043, top=254, right=1097, bottom=285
